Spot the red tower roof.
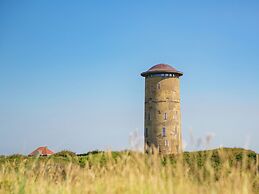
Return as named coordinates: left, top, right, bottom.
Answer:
left=141, top=64, right=183, bottom=77
left=29, top=146, right=54, bottom=156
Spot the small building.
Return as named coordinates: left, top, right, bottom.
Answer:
left=29, top=146, right=54, bottom=156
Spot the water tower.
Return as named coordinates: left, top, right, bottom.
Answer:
left=141, top=64, right=183, bottom=154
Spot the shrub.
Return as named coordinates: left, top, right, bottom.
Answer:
left=53, top=150, right=76, bottom=158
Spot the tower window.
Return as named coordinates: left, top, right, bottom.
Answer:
left=173, top=111, right=178, bottom=120
left=162, top=128, right=166, bottom=137
left=148, top=113, right=151, bottom=120
left=145, top=128, right=148, bottom=137
left=165, top=140, right=169, bottom=147
left=164, top=113, right=167, bottom=120
left=171, top=127, right=177, bottom=139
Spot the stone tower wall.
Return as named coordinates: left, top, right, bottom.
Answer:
left=144, top=76, right=182, bottom=154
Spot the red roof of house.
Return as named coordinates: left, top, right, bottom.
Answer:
left=29, top=146, right=54, bottom=156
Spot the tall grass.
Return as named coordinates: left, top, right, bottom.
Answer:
left=0, top=148, right=258, bottom=194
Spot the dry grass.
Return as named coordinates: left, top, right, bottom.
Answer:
left=0, top=149, right=258, bottom=194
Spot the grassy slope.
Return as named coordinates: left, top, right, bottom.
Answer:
left=0, top=147, right=257, bottom=166
left=0, top=147, right=258, bottom=194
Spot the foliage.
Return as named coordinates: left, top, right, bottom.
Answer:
left=0, top=148, right=258, bottom=194
left=53, top=150, right=77, bottom=158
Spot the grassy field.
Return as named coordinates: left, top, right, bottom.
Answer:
left=0, top=148, right=258, bottom=194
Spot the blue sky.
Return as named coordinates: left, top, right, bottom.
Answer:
left=0, top=0, right=259, bottom=154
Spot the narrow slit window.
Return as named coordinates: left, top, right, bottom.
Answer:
left=173, top=111, right=178, bottom=120
left=145, top=128, right=148, bottom=137
left=164, top=113, right=167, bottom=120
left=162, top=128, right=166, bottom=137
left=148, top=113, right=151, bottom=120
left=172, top=127, right=177, bottom=138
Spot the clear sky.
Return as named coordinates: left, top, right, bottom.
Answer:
left=1, top=0, right=259, bottom=155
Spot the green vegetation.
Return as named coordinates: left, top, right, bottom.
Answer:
left=0, top=148, right=258, bottom=194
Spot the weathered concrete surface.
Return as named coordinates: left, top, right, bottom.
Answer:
left=144, top=76, right=182, bottom=154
